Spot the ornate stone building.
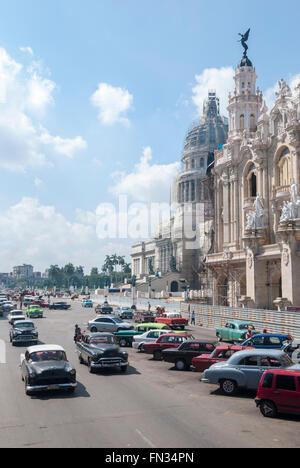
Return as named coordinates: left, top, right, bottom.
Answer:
left=206, top=52, right=300, bottom=309
left=131, top=92, right=228, bottom=293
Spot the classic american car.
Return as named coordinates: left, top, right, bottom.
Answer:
left=132, top=328, right=188, bottom=351
left=10, top=320, right=38, bottom=346
left=241, top=333, right=292, bottom=349
left=49, top=302, right=71, bottom=310
left=76, top=332, right=129, bottom=373
left=8, top=310, right=25, bottom=324
left=134, top=311, right=155, bottom=323
left=26, top=305, right=43, bottom=319
left=155, top=313, right=188, bottom=330
left=87, top=315, right=134, bottom=334
left=95, top=301, right=113, bottom=315
left=82, top=299, right=93, bottom=308
left=20, top=345, right=77, bottom=396
left=114, top=323, right=171, bottom=347
left=201, top=349, right=296, bottom=395
left=216, top=321, right=260, bottom=343
left=192, top=345, right=253, bottom=372
left=143, top=333, right=191, bottom=361
left=162, top=341, right=216, bottom=371
left=114, top=307, right=134, bottom=320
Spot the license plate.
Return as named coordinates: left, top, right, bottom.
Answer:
left=48, top=384, right=60, bottom=390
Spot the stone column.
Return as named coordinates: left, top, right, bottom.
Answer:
left=223, top=180, right=230, bottom=245
left=246, top=248, right=268, bottom=308
left=280, top=234, right=300, bottom=306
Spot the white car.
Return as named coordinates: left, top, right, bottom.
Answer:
left=132, top=329, right=180, bottom=351
left=8, top=310, right=25, bottom=324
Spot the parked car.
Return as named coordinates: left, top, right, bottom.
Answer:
left=1, top=301, right=16, bottom=313
left=134, top=311, right=155, bottom=323
left=10, top=314, right=26, bottom=325
left=143, top=333, right=191, bottom=361
left=49, top=302, right=71, bottom=310
left=20, top=345, right=77, bottom=396
left=114, top=323, right=171, bottom=347
left=95, top=301, right=113, bottom=315
left=242, top=333, right=292, bottom=349
left=282, top=339, right=300, bottom=360
left=192, top=345, right=253, bottom=372
left=82, top=299, right=93, bottom=308
left=8, top=310, right=24, bottom=325
left=10, top=320, right=38, bottom=346
left=162, top=341, right=216, bottom=371
left=76, top=332, right=129, bottom=373
left=132, top=329, right=185, bottom=351
left=255, top=369, right=300, bottom=418
left=114, top=308, right=134, bottom=320
left=201, top=349, right=296, bottom=396
left=155, top=313, right=188, bottom=330
left=88, top=315, right=134, bottom=334
left=216, top=321, right=260, bottom=343
left=26, top=305, right=43, bottom=319
left=31, top=300, right=50, bottom=308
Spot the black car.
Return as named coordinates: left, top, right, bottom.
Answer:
left=20, top=345, right=77, bottom=396
left=95, top=301, right=113, bottom=315
left=49, top=302, right=71, bottom=310
left=162, top=340, right=216, bottom=371
left=10, top=320, right=38, bottom=346
left=76, top=332, right=129, bottom=373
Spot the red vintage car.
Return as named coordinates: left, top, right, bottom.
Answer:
left=143, top=333, right=190, bottom=361
left=192, top=345, right=253, bottom=372
left=31, top=300, right=50, bottom=308
left=155, top=313, right=188, bottom=330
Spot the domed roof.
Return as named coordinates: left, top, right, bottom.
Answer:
left=239, top=55, right=253, bottom=68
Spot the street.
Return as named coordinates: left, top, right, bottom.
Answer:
left=0, top=300, right=299, bottom=448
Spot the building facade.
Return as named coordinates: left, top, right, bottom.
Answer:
left=12, top=264, right=34, bottom=279
left=206, top=53, right=300, bottom=309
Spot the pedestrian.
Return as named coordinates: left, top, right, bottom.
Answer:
left=74, top=324, right=82, bottom=343
left=263, top=328, right=268, bottom=334
left=148, top=302, right=151, bottom=312
left=191, top=310, right=196, bottom=326
left=188, top=304, right=191, bottom=322
left=246, top=327, right=253, bottom=340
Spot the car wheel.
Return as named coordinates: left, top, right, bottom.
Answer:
left=24, top=379, right=31, bottom=396
left=121, top=365, right=128, bottom=373
left=91, top=327, right=97, bottom=333
left=78, top=353, right=84, bottom=364
left=88, top=359, right=94, bottom=374
left=260, top=400, right=278, bottom=418
left=217, top=334, right=222, bottom=343
left=220, top=379, right=238, bottom=396
left=119, top=339, right=127, bottom=347
left=138, top=344, right=144, bottom=352
left=175, top=359, right=187, bottom=371
left=153, top=351, right=162, bottom=361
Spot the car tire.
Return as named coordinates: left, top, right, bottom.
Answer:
left=25, top=379, right=31, bottom=396
left=138, top=344, right=144, bottom=352
left=88, top=359, right=95, bottom=374
left=259, top=400, right=278, bottom=418
left=119, top=339, right=127, bottom=347
left=91, top=327, right=97, bottom=333
left=153, top=351, right=162, bottom=361
left=121, top=365, right=128, bottom=373
left=175, top=359, right=187, bottom=371
left=220, top=379, right=238, bottom=396
left=217, top=334, right=222, bottom=343
left=78, top=354, right=84, bottom=364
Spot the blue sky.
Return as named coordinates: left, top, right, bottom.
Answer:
left=0, top=0, right=299, bottom=273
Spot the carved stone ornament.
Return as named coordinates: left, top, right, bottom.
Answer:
left=276, top=79, right=292, bottom=100
left=282, top=248, right=290, bottom=267
left=247, top=251, right=254, bottom=269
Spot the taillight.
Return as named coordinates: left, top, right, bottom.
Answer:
left=133, top=338, right=135, bottom=342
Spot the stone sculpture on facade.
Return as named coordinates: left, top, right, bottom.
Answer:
left=276, top=79, right=292, bottom=100
left=246, top=195, right=265, bottom=230
left=280, top=183, right=300, bottom=223
left=238, top=28, right=250, bottom=57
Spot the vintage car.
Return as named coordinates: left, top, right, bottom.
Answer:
left=114, top=307, right=134, bottom=320
left=114, top=323, right=171, bottom=347
left=132, top=328, right=187, bottom=351
left=8, top=310, right=25, bottom=324
left=10, top=314, right=26, bottom=325
left=1, top=301, right=16, bottom=313
left=216, top=321, right=260, bottom=343
left=162, top=341, right=216, bottom=371
left=82, top=299, right=93, bottom=308
left=31, top=299, right=50, bottom=308
left=20, top=345, right=77, bottom=396
left=155, top=313, right=188, bottom=330
left=134, top=311, right=155, bottom=323
left=282, top=339, right=300, bottom=360
left=49, top=302, right=71, bottom=310
left=192, top=345, right=253, bottom=372
left=76, top=332, right=129, bottom=373
left=242, top=333, right=292, bottom=349
left=143, top=333, right=191, bottom=361
left=26, top=305, right=43, bottom=319
left=87, top=315, right=134, bottom=334
left=10, top=320, right=38, bottom=346
left=201, top=349, right=296, bottom=395
left=95, top=301, right=113, bottom=315
left=255, top=368, right=300, bottom=418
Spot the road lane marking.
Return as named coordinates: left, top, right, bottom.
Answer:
left=136, top=429, right=156, bottom=448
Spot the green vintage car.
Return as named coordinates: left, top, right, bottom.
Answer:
left=216, top=321, right=260, bottom=343
left=114, top=323, right=171, bottom=347
left=26, top=305, right=43, bottom=319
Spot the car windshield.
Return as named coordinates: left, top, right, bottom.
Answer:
left=14, top=323, right=34, bottom=329
left=239, top=324, right=255, bottom=330
left=12, top=312, right=23, bottom=316
left=90, top=336, right=115, bottom=345
left=29, top=351, right=66, bottom=362
left=113, top=317, right=122, bottom=323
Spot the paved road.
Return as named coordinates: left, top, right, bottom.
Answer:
left=0, top=300, right=299, bottom=448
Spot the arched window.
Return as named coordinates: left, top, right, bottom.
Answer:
left=250, top=114, right=256, bottom=132
left=245, top=164, right=257, bottom=198
left=191, top=159, right=195, bottom=169
left=277, top=148, right=292, bottom=187
left=240, top=114, right=245, bottom=130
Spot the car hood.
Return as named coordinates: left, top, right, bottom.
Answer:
left=89, top=343, right=120, bottom=354
left=30, top=361, right=71, bottom=374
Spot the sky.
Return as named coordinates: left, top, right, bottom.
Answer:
left=0, top=0, right=299, bottom=274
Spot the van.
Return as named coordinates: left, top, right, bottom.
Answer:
left=256, top=369, right=300, bottom=418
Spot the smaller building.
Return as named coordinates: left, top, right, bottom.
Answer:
left=12, top=264, right=34, bottom=279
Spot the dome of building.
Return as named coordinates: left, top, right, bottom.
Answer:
left=239, top=55, right=253, bottom=68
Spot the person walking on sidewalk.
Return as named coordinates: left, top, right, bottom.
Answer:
left=191, top=310, right=196, bottom=326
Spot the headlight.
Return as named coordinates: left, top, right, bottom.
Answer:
left=69, top=369, right=76, bottom=375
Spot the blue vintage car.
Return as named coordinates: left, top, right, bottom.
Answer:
left=82, top=299, right=93, bottom=308
left=241, top=334, right=292, bottom=349
left=201, top=349, right=296, bottom=395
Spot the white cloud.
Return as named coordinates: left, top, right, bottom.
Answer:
left=110, top=146, right=180, bottom=202
left=91, top=83, right=133, bottom=126
left=192, top=67, right=235, bottom=116
left=20, top=46, right=34, bottom=56
left=262, top=73, right=300, bottom=111
left=0, top=47, right=87, bottom=171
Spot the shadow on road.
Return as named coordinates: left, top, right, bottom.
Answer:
left=29, top=380, right=90, bottom=400
left=91, top=365, right=141, bottom=377
left=210, top=387, right=257, bottom=400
